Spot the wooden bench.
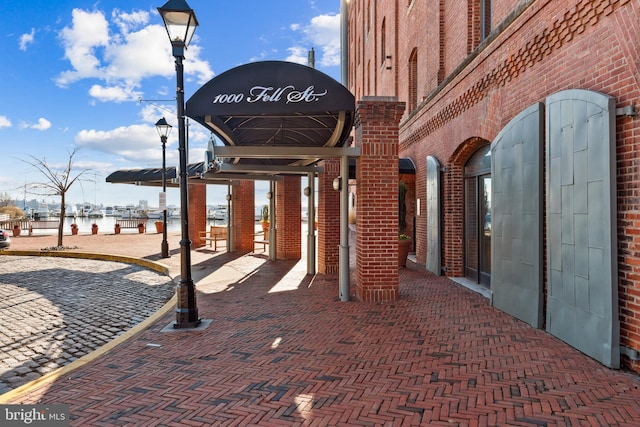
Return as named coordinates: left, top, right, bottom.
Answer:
left=199, top=225, right=227, bottom=250
left=115, top=219, right=147, bottom=233
left=29, top=220, right=59, bottom=235
left=253, top=231, right=269, bottom=252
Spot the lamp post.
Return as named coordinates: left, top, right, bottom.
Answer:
left=158, top=0, right=200, bottom=329
left=155, top=117, right=172, bottom=259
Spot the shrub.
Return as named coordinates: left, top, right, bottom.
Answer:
left=0, top=206, right=25, bottom=219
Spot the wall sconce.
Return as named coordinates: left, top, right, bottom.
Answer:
left=303, top=187, right=311, bottom=197
left=225, top=194, right=231, bottom=202
left=333, top=177, right=342, bottom=192
left=266, top=191, right=273, bottom=199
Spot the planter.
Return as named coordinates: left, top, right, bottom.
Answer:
left=91, top=225, right=98, bottom=235
left=261, top=221, right=269, bottom=233
left=12, top=226, right=21, bottom=237
left=138, top=224, right=145, bottom=234
left=398, top=238, right=412, bottom=267
left=114, top=224, right=121, bottom=234
left=155, top=221, right=163, bottom=233
left=70, top=224, right=79, bottom=235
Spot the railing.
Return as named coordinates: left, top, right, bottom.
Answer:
left=0, top=219, right=30, bottom=230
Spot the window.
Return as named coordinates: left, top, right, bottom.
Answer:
left=481, top=0, right=491, bottom=40
left=468, top=0, right=492, bottom=52
left=408, top=48, right=418, bottom=112
left=381, top=18, right=386, bottom=66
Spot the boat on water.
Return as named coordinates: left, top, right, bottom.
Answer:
left=207, top=205, right=228, bottom=221
left=146, top=210, right=164, bottom=219
left=32, top=204, right=50, bottom=220
left=87, top=209, right=105, bottom=218
left=104, top=206, right=115, bottom=216
left=64, top=205, right=77, bottom=218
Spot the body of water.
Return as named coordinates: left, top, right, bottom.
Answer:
left=45, top=216, right=228, bottom=234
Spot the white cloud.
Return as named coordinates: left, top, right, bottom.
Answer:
left=33, top=118, right=52, bottom=131
left=290, top=13, right=340, bottom=68
left=89, top=84, right=140, bottom=103
left=19, top=28, right=35, bottom=51
left=0, top=116, right=11, bottom=128
left=111, top=9, right=150, bottom=35
left=285, top=46, right=309, bottom=65
left=305, top=14, right=341, bottom=67
left=75, top=124, right=182, bottom=166
left=74, top=120, right=210, bottom=171
left=20, top=118, right=51, bottom=131
left=55, top=8, right=213, bottom=102
left=56, top=9, right=110, bottom=86
left=139, top=104, right=175, bottom=126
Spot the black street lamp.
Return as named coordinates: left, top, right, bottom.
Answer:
left=158, top=0, right=200, bottom=329
left=155, top=117, right=172, bottom=259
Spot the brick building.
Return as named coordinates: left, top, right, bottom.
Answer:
left=345, top=0, right=640, bottom=371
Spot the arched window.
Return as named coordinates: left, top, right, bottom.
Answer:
left=408, top=48, right=418, bottom=112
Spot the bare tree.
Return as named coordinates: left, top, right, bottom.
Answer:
left=0, top=192, right=13, bottom=207
left=23, top=147, right=91, bottom=247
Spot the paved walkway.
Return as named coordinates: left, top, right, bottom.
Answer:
left=1, top=231, right=640, bottom=426
left=0, top=255, right=175, bottom=394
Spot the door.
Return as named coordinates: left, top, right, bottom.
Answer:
left=464, top=145, right=491, bottom=286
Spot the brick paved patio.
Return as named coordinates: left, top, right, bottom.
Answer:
left=2, top=232, right=639, bottom=426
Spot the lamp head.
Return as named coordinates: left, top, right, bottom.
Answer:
left=158, top=0, right=199, bottom=50
left=155, top=117, right=173, bottom=139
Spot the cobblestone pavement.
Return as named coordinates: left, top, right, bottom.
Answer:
left=0, top=255, right=175, bottom=394
left=2, top=231, right=640, bottom=426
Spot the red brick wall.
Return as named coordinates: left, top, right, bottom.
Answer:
left=348, top=0, right=640, bottom=370
left=276, top=176, right=301, bottom=260
left=231, top=180, right=255, bottom=253
left=355, top=97, right=405, bottom=302
left=318, top=159, right=340, bottom=274
left=188, top=183, right=207, bottom=248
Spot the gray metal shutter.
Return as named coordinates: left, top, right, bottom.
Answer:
left=426, top=156, right=441, bottom=275
left=545, top=89, right=619, bottom=368
left=490, top=103, right=544, bottom=328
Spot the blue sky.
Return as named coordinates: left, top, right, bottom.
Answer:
left=0, top=0, right=341, bottom=209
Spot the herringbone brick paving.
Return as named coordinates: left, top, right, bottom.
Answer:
left=3, top=232, right=640, bottom=426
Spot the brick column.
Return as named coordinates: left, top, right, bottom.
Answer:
left=276, top=175, right=301, bottom=259
left=355, top=97, right=405, bottom=302
left=231, top=180, right=255, bottom=253
left=189, top=183, right=207, bottom=248
left=318, top=159, right=340, bottom=274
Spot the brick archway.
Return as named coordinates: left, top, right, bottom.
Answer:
left=443, top=137, right=490, bottom=277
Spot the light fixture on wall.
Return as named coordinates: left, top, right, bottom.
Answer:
left=303, top=187, right=311, bottom=197
left=333, top=177, right=342, bottom=192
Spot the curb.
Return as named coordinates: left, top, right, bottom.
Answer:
left=0, top=250, right=176, bottom=403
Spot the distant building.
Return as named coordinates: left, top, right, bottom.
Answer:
left=346, top=0, right=640, bottom=371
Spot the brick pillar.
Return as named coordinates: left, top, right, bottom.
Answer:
left=232, top=180, right=255, bottom=253
left=318, top=159, right=340, bottom=274
left=355, top=97, right=405, bottom=302
left=276, top=175, right=301, bottom=259
left=189, top=183, right=207, bottom=248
